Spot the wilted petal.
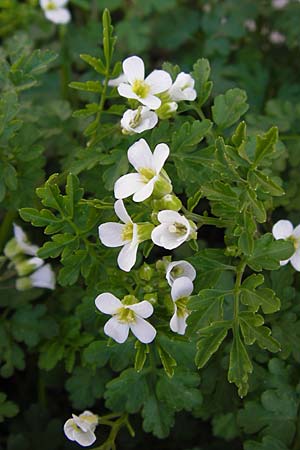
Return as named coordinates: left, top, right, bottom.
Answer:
left=128, top=139, right=154, bottom=171
left=45, top=8, right=71, bottom=24
left=171, top=276, right=193, bottom=302
left=153, top=143, right=170, bottom=173
left=127, top=300, right=153, bottom=318
left=145, top=70, right=172, bottom=94
left=114, top=199, right=131, bottom=224
left=95, top=293, right=122, bottom=314
left=104, top=317, right=129, bottom=343
left=117, top=241, right=138, bottom=272
left=130, top=317, right=156, bottom=343
left=132, top=179, right=155, bottom=202
left=98, top=223, right=125, bottom=247
left=123, top=56, right=145, bottom=84
left=170, top=310, right=188, bottom=335
left=114, top=173, right=144, bottom=199
left=272, top=219, right=293, bottom=240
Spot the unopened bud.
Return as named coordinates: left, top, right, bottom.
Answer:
left=139, top=264, right=154, bottom=281
left=16, top=277, right=32, bottom=291
left=15, top=257, right=44, bottom=277
left=152, top=194, right=182, bottom=212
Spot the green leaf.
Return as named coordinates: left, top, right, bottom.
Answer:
left=38, top=234, right=78, bottom=259
left=253, top=127, right=278, bottom=166
left=102, top=8, right=116, bottom=66
left=231, top=121, right=247, bottom=148
left=187, top=289, right=226, bottom=334
left=72, top=103, right=99, bottom=118
left=248, top=170, right=284, bottom=197
left=19, top=208, right=63, bottom=234
left=247, top=234, right=294, bottom=271
left=244, top=436, right=289, bottom=450
left=195, top=321, right=231, bottom=368
left=191, top=58, right=213, bottom=106
left=171, top=119, right=212, bottom=152
left=64, top=173, right=84, bottom=218
left=134, top=341, right=149, bottom=373
left=241, top=280, right=281, bottom=314
left=239, top=312, right=280, bottom=353
left=0, top=393, right=19, bottom=422
left=228, top=331, right=253, bottom=397
left=187, top=189, right=202, bottom=212
left=69, top=81, right=103, bottom=93
left=80, top=53, right=106, bottom=74
left=212, top=88, right=249, bottom=130
left=142, top=394, right=174, bottom=439
left=82, top=341, right=110, bottom=368
left=157, top=342, right=177, bottom=378
left=38, top=341, right=65, bottom=371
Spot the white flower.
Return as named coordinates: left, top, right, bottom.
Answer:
left=117, top=56, right=172, bottom=110
left=108, top=73, right=127, bottom=87
left=170, top=277, right=193, bottom=335
left=244, top=19, right=256, bottom=32
left=98, top=200, right=140, bottom=272
left=166, top=260, right=196, bottom=287
left=272, top=220, right=300, bottom=270
left=17, top=264, right=56, bottom=290
left=114, top=138, right=171, bottom=203
left=4, top=224, right=39, bottom=258
left=272, top=0, right=289, bottom=8
left=40, top=0, right=71, bottom=24
left=168, top=73, right=197, bottom=102
left=121, top=106, right=158, bottom=134
left=151, top=210, right=197, bottom=250
left=64, top=410, right=98, bottom=447
left=95, top=294, right=156, bottom=344
left=269, top=31, right=286, bottom=44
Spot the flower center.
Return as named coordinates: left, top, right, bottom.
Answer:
left=45, top=0, right=57, bottom=10
left=122, top=223, right=133, bottom=242
left=139, top=167, right=156, bottom=182
left=289, top=236, right=299, bottom=250
left=175, top=297, right=188, bottom=317
left=168, top=222, right=187, bottom=236
left=129, top=107, right=143, bottom=129
left=117, top=307, right=136, bottom=323
left=132, top=80, right=150, bottom=98
left=171, top=266, right=184, bottom=278
left=71, top=422, right=81, bottom=432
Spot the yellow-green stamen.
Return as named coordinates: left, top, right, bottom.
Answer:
left=46, top=0, right=56, bottom=10
left=168, top=222, right=187, bottom=236
left=122, top=223, right=133, bottom=241
left=175, top=297, right=188, bottom=317
left=117, top=307, right=136, bottom=323
left=139, top=167, right=156, bottom=183
left=132, top=80, right=150, bottom=98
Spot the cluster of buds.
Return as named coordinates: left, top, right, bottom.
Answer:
left=4, top=224, right=55, bottom=290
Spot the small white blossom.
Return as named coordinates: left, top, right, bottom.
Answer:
left=168, top=73, right=197, bottom=102
left=16, top=264, right=56, bottom=290
left=40, top=0, right=71, bottom=24
left=108, top=73, right=127, bottom=87
left=151, top=210, right=197, bottom=250
left=114, top=138, right=171, bottom=203
left=98, top=200, right=140, bottom=272
left=121, top=106, right=158, bottom=134
left=272, top=220, right=300, bottom=270
left=170, top=277, right=193, bottom=335
left=269, top=31, right=286, bottom=44
left=272, top=0, right=289, bottom=8
left=95, top=294, right=156, bottom=344
left=118, top=56, right=172, bottom=110
left=4, top=224, right=39, bottom=258
left=166, top=260, right=196, bottom=287
left=64, top=411, right=98, bottom=447
left=244, top=19, right=256, bottom=32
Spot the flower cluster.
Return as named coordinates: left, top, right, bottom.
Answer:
left=64, top=411, right=98, bottom=446
left=109, top=56, right=197, bottom=134
left=4, top=224, right=55, bottom=290
left=40, top=0, right=71, bottom=24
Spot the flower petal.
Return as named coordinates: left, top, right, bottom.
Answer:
left=73, top=429, right=96, bottom=447
left=151, top=224, right=185, bottom=250
left=114, top=199, right=131, bottom=224
left=123, top=56, right=145, bottom=84
left=128, top=138, right=154, bottom=171
left=45, top=8, right=71, bottom=24
left=127, top=300, right=153, bottom=318
left=272, top=220, right=293, bottom=240
left=157, top=210, right=183, bottom=224
left=118, top=83, right=140, bottom=100
left=64, top=419, right=76, bottom=441
left=130, top=317, right=156, bottom=343
left=139, top=94, right=161, bottom=110
left=166, top=260, right=196, bottom=286
left=108, top=73, right=127, bottom=87
left=145, top=70, right=172, bottom=94
left=13, top=223, right=38, bottom=256
left=117, top=242, right=138, bottom=272
left=104, top=317, right=129, bottom=343
left=290, top=250, right=300, bottom=271
left=293, top=224, right=300, bottom=239
left=114, top=173, right=145, bottom=199
left=170, top=310, right=188, bottom=335
left=95, top=293, right=122, bottom=314
left=132, top=179, right=155, bottom=202
left=171, top=276, right=194, bottom=301
left=30, top=264, right=55, bottom=290
left=153, top=143, right=170, bottom=174
left=98, top=223, right=125, bottom=247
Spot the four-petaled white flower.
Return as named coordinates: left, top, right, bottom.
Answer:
left=95, top=293, right=156, bottom=344
left=151, top=210, right=197, bottom=250
left=118, top=56, right=172, bottom=110
left=170, top=276, right=193, bottom=335
left=98, top=200, right=139, bottom=272
left=168, top=72, right=197, bottom=102
left=272, top=219, right=300, bottom=270
left=166, top=260, right=196, bottom=287
left=40, top=0, right=71, bottom=24
left=16, top=264, right=56, bottom=291
left=121, top=106, right=158, bottom=134
left=64, top=410, right=98, bottom=447
left=114, top=138, right=171, bottom=203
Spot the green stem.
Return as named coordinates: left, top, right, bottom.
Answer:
left=181, top=207, right=228, bottom=228
left=233, top=261, right=246, bottom=334
left=88, top=69, right=110, bottom=147
left=0, top=210, right=17, bottom=252
left=280, top=135, right=300, bottom=141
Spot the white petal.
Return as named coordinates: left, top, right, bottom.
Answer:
left=292, top=224, right=300, bottom=239
left=145, top=70, right=172, bottom=94
left=290, top=250, right=300, bottom=271
left=13, top=223, right=38, bottom=256
left=128, top=139, right=154, bottom=171
left=95, top=293, right=122, bottom=314
left=130, top=317, right=156, bottom=343
left=157, top=210, right=183, bottom=224
left=139, top=94, right=161, bottom=110
left=166, top=260, right=196, bottom=286
left=118, top=83, right=140, bottom=100
left=114, top=173, right=145, bottom=199
left=98, top=223, right=125, bottom=247
left=73, top=429, right=96, bottom=447
left=280, top=259, right=290, bottom=266
left=45, top=8, right=71, bottom=24
left=170, top=311, right=188, bottom=335
left=151, top=224, right=185, bottom=250
left=127, top=301, right=153, bottom=318
left=153, top=143, right=170, bottom=174
left=132, top=179, right=155, bottom=202
left=30, top=264, right=55, bottom=289
left=171, top=276, right=194, bottom=301
left=123, top=56, right=145, bottom=84
left=108, top=73, right=127, bottom=87
left=64, top=419, right=76, bottom=441
left=174, top=73, right=195, bottom=89
left=117, top=242, right=138, bottom=272
left=104, top=317, right=129, bottom=343
left=272, top=220, right=293, bottom=240
left=114, top=199, right=131, bottom=224
left=183, top=88, right=197, bottom=101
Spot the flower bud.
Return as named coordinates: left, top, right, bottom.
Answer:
left=4, top=238, right=20, bottom=259
left=139, top=263, right=154, bottom=281
left=16, top=277, right=33, bottom=291
left=122, top=294, right=139, bottom=305
left=152, top=170, right=173, bottom=199
left=15, top=257, right=44, bottom=277
left=156, top=101, right=178, bottom=119
left=144, top=293, right=158, bottom=304
left=137, top=222, right=155, bottom=243
left=152, top=194, right=182, bottom=212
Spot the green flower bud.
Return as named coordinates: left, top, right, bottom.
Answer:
left=4, top=238, right=20, bottom=259
left=15, top=257, right=44, bottom=277
left=122, top=295, right=138, bottom=305
left=16, top=277, right=33, bottom=291
left=144, top=293, right=158, bottom=304
left=152, top=170, right=173, bottom=199
left=137, top=222, right=155, bottom=242
left=152, top=194, right=182, bottom=212
left=139, top=263, right=154, bottom=281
